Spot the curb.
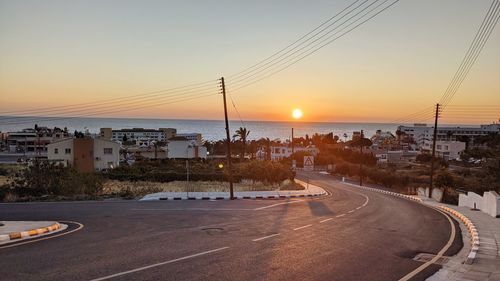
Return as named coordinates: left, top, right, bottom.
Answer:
left=0, top=222, right=61, bottom=243
left=141, top=180, right=328, bottom=201
left=341, top=181, right=423, bottom=203
left=436, top=206, right=480, bottom=265
left=153, top=193, right=325, bottom=201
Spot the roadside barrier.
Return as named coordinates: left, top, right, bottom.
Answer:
left=437, top=206, right=480, bottom=265
left=0, top=222, right=61, bottom=243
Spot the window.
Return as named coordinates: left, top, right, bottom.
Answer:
left=54, top=148, right=58, bottom=154
left=104, top=148, right=113, bottom=154
left=437, top=145, right=442, bottom=150
left=65, top=148, right=71, bottom=154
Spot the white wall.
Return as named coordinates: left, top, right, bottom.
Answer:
left=93, top=139, right=120, bottom=170
left=47, top=139, right=74, bottom=166
left=459, top=191, right=500, bottom=217
left=168, top=140, right=207, bottom=159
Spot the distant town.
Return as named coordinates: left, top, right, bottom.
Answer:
left=1, top=122, right=499, bottom=171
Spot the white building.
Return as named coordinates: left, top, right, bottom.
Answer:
left=256, top=145, right=319, bottom=161
left=167, top=136, right=207, bottom=159
left=175, top=133, right=202, bottom=145
left=102, top=127, right=177, bottom=143
left=421, top=140, right=466, bottom=160
left=47, top=138, right=120, bottom=172
left=398, top=123, right=500, bottom=146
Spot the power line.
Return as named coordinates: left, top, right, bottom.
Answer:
left=1, top=92, right=219, bottom=126
left=0, top=84, right=219, bottom=121
left=228, top=0, right=380, bottom=87
left=227, top=0, right=363, bottom=80
left=0, top=79, right=218, bottom=116
left=228, top=0, right=400, bottom=92
left=439, top=0, right=500, bottom=107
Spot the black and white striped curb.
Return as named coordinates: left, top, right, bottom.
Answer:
left=140, top=180, right=327, bottom=201
left=341, top=181, right=423, bottom=203
left=437, top=206, right=479, bottom=265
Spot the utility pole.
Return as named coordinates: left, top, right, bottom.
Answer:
left=359, top=129, right=364, bottom=186
left=291, top=128, right=295, bottom=169
left=221, top=77, right=234, bottom=200
left=429, top=103, right=440, bottom=199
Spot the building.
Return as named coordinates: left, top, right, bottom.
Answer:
left=102, top=127, right=177, bottom=143
left=421, top=140, right=466, bottom=160
left=176, top=133, right=202, bottom=145
left=6, top=127, right=70, bottom=154
left=397, top=123, right=500, bottom=146
left=167, top=136, right=207, bottom=159
left=47, top=138, right=120, bottom=172
left=256, top=145, right=319, bottom=161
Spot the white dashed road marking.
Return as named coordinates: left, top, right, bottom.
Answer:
left=90, top=247, right=230, bottom=281
left=336, top=214, right=346, bottom=218
left=319, top=218, right=333, bottom=223
left=252, top=233, right=280, bottom=242
left=293, top=224, right=312, bottom=231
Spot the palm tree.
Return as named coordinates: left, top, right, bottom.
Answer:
left=233, top=127, right=250, bottom=161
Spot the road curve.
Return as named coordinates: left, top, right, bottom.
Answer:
left=0, top=172, right=460, bottom=281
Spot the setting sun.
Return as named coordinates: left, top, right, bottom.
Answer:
left=292, top=108, right=303, bottom=119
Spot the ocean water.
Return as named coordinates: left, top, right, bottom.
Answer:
left=0, top=116, right=402, bottom=141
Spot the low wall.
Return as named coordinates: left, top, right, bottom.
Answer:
left=459, top=191, right=500, bottom=218
left=417, top=187, right=443, bottom=202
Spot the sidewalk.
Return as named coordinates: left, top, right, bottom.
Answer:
left=422, top=199, right=500, bottom=281
left=140, top=179, right=327, bottom=201
left=0, top=221, right=65, bottom=245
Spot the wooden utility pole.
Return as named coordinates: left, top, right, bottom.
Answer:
left=429, top=103, right=440, bottom=199
left=221, top=77, right=234, bottom=200
left=359, top=129, right=364, bottom=186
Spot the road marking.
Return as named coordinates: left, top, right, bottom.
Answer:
left=90, top=247, right=229, bottom=281
left=252, top=233, right=280, bottom=242
left=0, top=221, right=83, bottom=250
left=253, top=200, right=304, bottom=210
left=348, top=210, right=355, bottom=213
left=319, top=218, right=333, bottom=223
left=356, top=206, right=362, bottom=210
left=293, top=224, right=312, bottom=231
left=398, top=209, right=456, bottom=281
left=336, top=214, right=345, bottom=217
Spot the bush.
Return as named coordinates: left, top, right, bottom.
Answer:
left=8, top=160, right=103, bottom=199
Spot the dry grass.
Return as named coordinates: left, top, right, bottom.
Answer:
left=102, top=179, right=304, bottom=198
left=0, top=176, right=9, bottom=187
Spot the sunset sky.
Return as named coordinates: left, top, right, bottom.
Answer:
left=0, top=0, right=499, bottom=124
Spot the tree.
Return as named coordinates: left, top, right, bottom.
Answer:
left=122, top=134, right=128, bottom=142
left=233, top=127, right=250, bottom=161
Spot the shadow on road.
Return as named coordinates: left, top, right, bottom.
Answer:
left=307, top=200, right=334, bottom=216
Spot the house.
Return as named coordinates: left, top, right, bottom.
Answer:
left=256, top=145, right=319, bottom=161
left=47, top=138, right=120, bottom=172
left=167, top=136, right=207, bottom=159
left=421, top=140, right=466, bottom=160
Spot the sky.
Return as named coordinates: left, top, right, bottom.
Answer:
left=0, top=0, right=499, bottom=124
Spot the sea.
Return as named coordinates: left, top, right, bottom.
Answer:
left=0, top=116, right=404, bottom=141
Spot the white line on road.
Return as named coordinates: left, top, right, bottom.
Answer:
left=90, top=247, right=230, bottom=281
left=336, top=214, right=345, bottom=217
left=348, top=210, right=355, bottom=213
left=356, top=206, right=362, bottom=210
left=293, top=224, right=312, bottom=231
left=253, top=200, right=304, bottom=210
left=252, top=233, right=280, bottom=242
left=319, top=218, right=333, bottom=223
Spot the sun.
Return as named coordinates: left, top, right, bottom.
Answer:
left=292, top=108, right=303, bottom=119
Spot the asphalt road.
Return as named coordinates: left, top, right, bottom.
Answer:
left=0, top=171, right=461, bottom=281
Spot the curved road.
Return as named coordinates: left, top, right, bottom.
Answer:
left=0, top=171, right=461, bottom=281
